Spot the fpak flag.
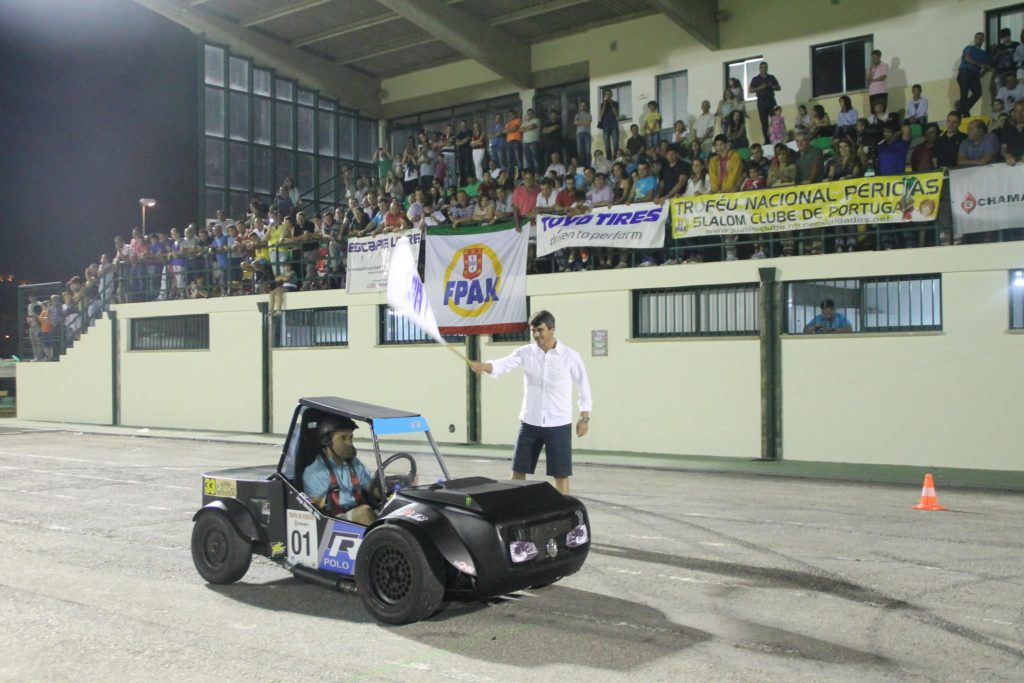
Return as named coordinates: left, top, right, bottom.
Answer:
left=386, top=236, right=445, bottom=345
left=426, top=223, right=529, bottom=335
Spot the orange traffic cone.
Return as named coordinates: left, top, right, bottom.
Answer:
left=913, top=473, right=945, bottom=511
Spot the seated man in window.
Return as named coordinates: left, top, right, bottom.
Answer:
left=303, top=415, right=377, bottom=525
left=803, top=299, right=853, bottom=334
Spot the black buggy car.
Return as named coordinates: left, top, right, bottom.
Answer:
left=190, top=397, right=591, bottom=624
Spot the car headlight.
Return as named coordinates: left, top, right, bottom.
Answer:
left=565, top=523, right=589, bottom=548
left=509, top=540, right=539, bottom=563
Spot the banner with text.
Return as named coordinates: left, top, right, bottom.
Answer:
left=426, top=223, right=529, bottom=335
left=670, top=172, right=945, bottom=239
left=950, top=164, right=1024, bottom=235
left=346, top=229, right=421, bottom=294
left=536, top=202, right=667, bottom=257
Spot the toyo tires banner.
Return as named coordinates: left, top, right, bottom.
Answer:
left=536, top=202, right=668, bottom=256
left=426, top=223, right=529, bottom=335
left=950, top=163, right=1024, bottom=235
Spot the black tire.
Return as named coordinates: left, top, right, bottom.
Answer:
left=191, top=512, right=252, bottom=584
left=355, top=524, right=445, bottom=625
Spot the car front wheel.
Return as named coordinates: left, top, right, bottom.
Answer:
left=355, top=524, right=444, bottom=625
left=191, top=512, right=252, bottom=584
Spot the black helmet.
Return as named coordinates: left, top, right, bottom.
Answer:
left=315, top=414, right=358, bottom=444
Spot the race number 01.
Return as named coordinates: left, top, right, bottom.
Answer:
left=286, top=509, right=318, bottom=568
left=290, top=529, right=310, bottom=556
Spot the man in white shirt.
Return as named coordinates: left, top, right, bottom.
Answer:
left=694, top=100, right=717, bottom=153
left=470, top=310, right=592, bottom=495
left=545, top=152, right=567, bottom=179
left=996, top=73, right=1024, bottom=107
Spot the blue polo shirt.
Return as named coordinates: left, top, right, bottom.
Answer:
left=877, top=139, right=909, bottom=175
left=808, top=312, right=851, bottom=332
left=959, top=45, right=990, bottom=74
left=303, top=455, right=372, bottom=509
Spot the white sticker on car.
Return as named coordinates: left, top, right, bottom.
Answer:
left=286, top=509, right=319, bottom=569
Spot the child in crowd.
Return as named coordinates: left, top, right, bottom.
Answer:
left=643, top=101, right=662, bottom=150
left=794, top=104, right=812, bottom=137
left=270, top=263, right=297, bottom=315
left=187, top=275, right=208, bottom=299
left=740, top=162, right=766, bottom=191
left=769, top=105, right=787, bottom=144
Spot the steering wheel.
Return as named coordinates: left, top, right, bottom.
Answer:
left=370, top=452, right=417, bottom=505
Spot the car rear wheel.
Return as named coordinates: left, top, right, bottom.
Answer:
left=191, top=512, right=252, bottom=584
left=355, top=524, right=444, bottom=625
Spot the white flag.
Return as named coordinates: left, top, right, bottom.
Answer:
left=386, top=236, right=446, bottom=345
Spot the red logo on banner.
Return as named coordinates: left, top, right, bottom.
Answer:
left=961, top=192, right=977, bottom=215
left=462, top=248, right=483, bottom=280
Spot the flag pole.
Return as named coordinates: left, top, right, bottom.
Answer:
left=443, top=342, right=471, bottom=365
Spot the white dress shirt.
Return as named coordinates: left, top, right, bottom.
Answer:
left=487, top=340, right=592, bottom=427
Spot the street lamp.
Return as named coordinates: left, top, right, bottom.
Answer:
left=139, top=198, right=157, bottom=234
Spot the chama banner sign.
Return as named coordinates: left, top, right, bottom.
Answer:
left=426, top=222, right=529, bottom=335
left=670, top=172, right=945, bottom=238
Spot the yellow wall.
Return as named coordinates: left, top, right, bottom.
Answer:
left=383, top=0, right=1005, bottom=138
left=16, top=316, right=113, bottom=425
left=15, top=241, right=1024, bottom=470
left=269, top=290, right=470, bottom=440
left=116, top=298, right=263, bottom=433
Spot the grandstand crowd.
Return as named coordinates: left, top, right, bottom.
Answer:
left=22, top=28, right=1024, bottom=359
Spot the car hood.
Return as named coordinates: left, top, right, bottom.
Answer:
left=399, top=476, right=570, bottom=521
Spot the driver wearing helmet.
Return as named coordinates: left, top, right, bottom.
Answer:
left=302, top=414, right=377, bottom=525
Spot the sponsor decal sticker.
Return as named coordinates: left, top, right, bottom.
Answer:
left=203, top=477, right=237, bottom=498
left=318, top=520, right=366, bottom=575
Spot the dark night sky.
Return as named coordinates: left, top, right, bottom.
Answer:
left=0, top=0, right=198, bottom=285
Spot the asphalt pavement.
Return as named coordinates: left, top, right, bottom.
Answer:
left=0, top=429, right=1021, bottom=682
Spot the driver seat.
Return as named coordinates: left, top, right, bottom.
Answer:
left=291, top=409, right=327, bottom=493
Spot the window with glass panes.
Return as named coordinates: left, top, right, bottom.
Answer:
left=656, top=71, right=688, bottom=140
left=201, top=41, right=378, bottom=222
left=725, top=56, right=763, bottom=102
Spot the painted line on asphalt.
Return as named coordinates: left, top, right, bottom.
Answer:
left=0, top=464, right=191, bottom=490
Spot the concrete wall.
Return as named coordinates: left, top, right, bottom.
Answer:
left=15, top=241, right=1024, bottom=470
left=16, top=317, right=114, bottom=425
left=383, top=0, right=1005, bottom=134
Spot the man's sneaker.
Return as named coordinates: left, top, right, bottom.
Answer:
left=639, top=257, right=656, bottom=267
left=614, top=260, right=628, bottom=269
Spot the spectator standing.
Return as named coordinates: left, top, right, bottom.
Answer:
left=876, top=123, right=912, bottom=175
left=440, top=124, right=457, bottom=189
left=748, top=61, right=781, bottom=144
left=469, top=310, right=591, bottom=496
left=418, top=144, right=435, bottom=194
left=574, top=101, right=592, bottom=165
left=709, top=135, right=744, bottom=193
left=867, top=50, right=889, bottom=112
left=642, top=101, right=662, bottom=149
left=957, top=120, right=1001, bottom=166
left=598, top=89, right=620, bottom=156
left=727, top=110, right=749, bottom=149
left=769, top=105, right=787, bottom=144
left=935, top=111, right=966, bottom=167
left=694, top=100, right=717, bottom=153
left=541, top=111, right=562, bottom=165
left=958, top=32, right=991, bottom=116
left=520, top=108, right=540, bottom=173
left=455, top=120, right=473, bottom=185
left=470, top=122, right=487, bottom=182
left=992, top=28, right=1021, bottom=89
left=489, top=113, right=507, bottom=171
left=911, top=124, right=940, bottom=171
left=715, top=88, right=738, bottom=136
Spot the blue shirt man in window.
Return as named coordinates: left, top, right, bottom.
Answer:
left=804, top=299, right=853, bottom=334
left=303, top=415, right=376, bottom=525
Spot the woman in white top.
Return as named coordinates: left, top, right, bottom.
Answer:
left=683, top=158, right=710, bottom=196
